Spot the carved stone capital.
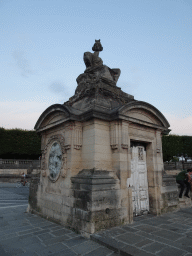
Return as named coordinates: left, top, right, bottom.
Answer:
left=111, top=144, right=118, bottom=150
left=121, top=144, right=128, bottom=149
left=64, top=145, right=71, bottom=150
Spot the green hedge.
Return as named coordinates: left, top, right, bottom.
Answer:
left=0, top=127, right=41, bottom=159
left=162, top=135, right=192, bottom=162
left=0, top=127, right=191, bottom=162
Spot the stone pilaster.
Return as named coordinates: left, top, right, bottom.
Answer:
left=110, top=120, right=132, bottom=224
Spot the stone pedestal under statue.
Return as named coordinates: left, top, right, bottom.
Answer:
left=29, top=40, right=177, bottom=237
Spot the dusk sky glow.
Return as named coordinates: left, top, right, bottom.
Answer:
left=1, top=0, right=192, bottom=135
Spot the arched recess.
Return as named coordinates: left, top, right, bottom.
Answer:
left=34, top=104, right=71, bottom=131
left=117, top=101, right=170, bottom=130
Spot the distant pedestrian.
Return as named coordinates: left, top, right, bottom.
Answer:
left=21, top=172, right=26, bottom=186
left=176, top=169, right=192, bottom=198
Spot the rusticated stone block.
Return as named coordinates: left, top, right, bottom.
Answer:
left=70, top=169, right=125, bottom=234
left=28, top=174, right=40, bottom=212
left=161, top=174, right=179, bottom=213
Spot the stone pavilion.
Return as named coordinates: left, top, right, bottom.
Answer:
left=29, top=40, right=176, bottom=237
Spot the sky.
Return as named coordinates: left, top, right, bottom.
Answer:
left=0, top=0, right=192, bottom=135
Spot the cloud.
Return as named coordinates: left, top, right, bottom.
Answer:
left=165, top=114, right=192, bottom=135
left=12, top=51, right=34, bottom=77
left=0, top=100, right=52, bottom=130
left=48, top=81, right=70, bottom=100
left=118, top=67, right=141, bottom=94
left=49, top=81, right=66, bottom=93
left=118, top=80, right=138, bottom=95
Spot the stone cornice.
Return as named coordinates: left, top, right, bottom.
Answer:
left=35, top=100, right=170, bottom=134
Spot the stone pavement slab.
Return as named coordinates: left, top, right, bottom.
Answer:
left=1, top=183, right=192, bottom=256
left=0, top=209, right=115, bottom=256
left=0, top=185, right=114, bottom=256
left=91, top=208, right=192, bottom=256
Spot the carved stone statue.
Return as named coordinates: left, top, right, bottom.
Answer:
left=65, top=40, right=134, bottom=109
left=76, top=40, right=121, bottom=89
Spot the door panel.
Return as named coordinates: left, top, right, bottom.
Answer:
left=127, top=146, right=149, bottom=216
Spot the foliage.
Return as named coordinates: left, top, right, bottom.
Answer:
left=0, top=127, right=41, bottom=159
left=171, top=157, right=179, bottom=162
left=1, top=128, right=192, bottom=162
left=162, top=135, right=192, bottom=162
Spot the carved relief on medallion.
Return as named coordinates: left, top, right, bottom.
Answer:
left=41, top=134, right=67, bottom=182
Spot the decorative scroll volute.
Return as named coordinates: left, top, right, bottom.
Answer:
left=63, top=123, right=82, bottom=151
left=110, top=121, right=129, bottom=150
left=64, top=124, right=72, bottom=150
left=73, top=125, right=82, bottom=150
left=110, top=121, right=119, bottom=150
left=156, top=129, right=162, bottom=154
left=121, top=122, right=128, bottom=149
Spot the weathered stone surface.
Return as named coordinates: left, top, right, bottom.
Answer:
left=28, top=174, right=40, bottom=212
left=70, top=169, right=125, bottom=234
left=161, top=174, right=179, bottom=213
left=29, top=40, right=173, bottom=236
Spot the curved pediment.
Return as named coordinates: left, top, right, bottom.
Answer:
left=118, top=101, right=170, bottom=129
left=34, top=104, right=70, bottom=131
left=126, top=108, right=162, bottom=125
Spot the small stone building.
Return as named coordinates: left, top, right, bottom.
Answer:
left=29, top=41, right=179, bottom=237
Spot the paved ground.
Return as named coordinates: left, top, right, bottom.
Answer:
left=92, top=208, right=192, bottom=256
left=0, top=183, right=192, bottom=256
left=0, top=183, right=115, bottom=256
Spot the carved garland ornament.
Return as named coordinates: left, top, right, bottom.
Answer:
left=41, top=134, right=67, bottom=181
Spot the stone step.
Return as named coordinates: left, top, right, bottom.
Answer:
left=91, top=234, right=123, bottom=255
left=179, top=197, right=192, bottom=208
left=91, top=233, right=153, bottom=256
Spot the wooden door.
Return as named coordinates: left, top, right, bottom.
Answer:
left=127, top=146, right=149, bottom=216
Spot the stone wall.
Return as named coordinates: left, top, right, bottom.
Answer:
left=0, top=159, right=40, bottom=169
left=0, top=159, right=41, bottom=182
left=164, top=162, right=192, bottom=171
left=28, top=174, right=41, bottom=212
left=0, top=169, right=40, bottom=175
left=160, top=174, right=179, bottom=214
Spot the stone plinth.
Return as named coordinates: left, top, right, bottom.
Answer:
left=161, top=174, right=179, bottom=213
left=70, top=169, right=126, bottom=236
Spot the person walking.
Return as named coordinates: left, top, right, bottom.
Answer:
left=21, top=172, right=26, bottom=186
left=176, top=169, right=192, bottom=198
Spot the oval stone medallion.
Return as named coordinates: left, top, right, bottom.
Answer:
left=48, top=142, right=62, bottom=180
